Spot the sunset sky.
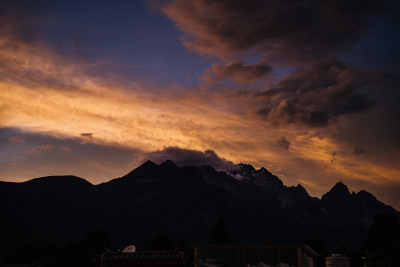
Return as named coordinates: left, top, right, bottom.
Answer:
left=1, top=0, right=399, bottom=209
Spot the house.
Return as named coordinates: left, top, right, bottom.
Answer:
left=92, top=250, right=187, bottom=267
left=93, top=244, right=319, bottom=267
left=0, top=260, right=39, bottom=267
left=194, top=244, right=320, bottom=267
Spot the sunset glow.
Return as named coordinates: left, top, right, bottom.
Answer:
left=1, top=0, right=399, bottom=210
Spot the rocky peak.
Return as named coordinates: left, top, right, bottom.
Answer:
left=296, top=184, right=309, bottom=197
left=251, top=169, right=284, bottom=191
left=321, top=181, right=352, bottom=204
left=160, top=160, right=178, bottom=168
left=232, top=163, right=256, bottom=177
left=352, top=190, right=379, bottom=208
left=258, top=167, right=272, bottom=175
left=331, top=181, right=350, bottom=194
left=120, top=160, right=158, bottom=180
left=138, top=160, right=157, bottom=170
left=229, top=163, right=284, bottom=192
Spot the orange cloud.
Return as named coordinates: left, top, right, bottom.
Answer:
left=0, top=4, right=399, bottom=210
left=9, top=137, right=24, bottom=143
left=24, top=148, right=40, bottom=155
left=23, top=144, right=54, bottom=154
left=38, top=144, right=54, bottom=150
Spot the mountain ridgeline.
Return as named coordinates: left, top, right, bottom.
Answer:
left=0, top=160, right=398, bottom=252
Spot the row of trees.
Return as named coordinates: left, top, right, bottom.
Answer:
left=3, top=229, right=109, bottom=267
left=1, top=218, right=231, bottom=266
left=293, top=213, right=400, bottom=267
left=3, top=214, right=399, bottom=267
left=146, top=214, right=400, bottom=266
left=204, top=215, right=400, bottom=267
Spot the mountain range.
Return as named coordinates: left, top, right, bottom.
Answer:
left=1, top=160, right=398, bottom=254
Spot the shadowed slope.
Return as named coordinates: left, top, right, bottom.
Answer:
left=0, top=161, right=398, bottom=254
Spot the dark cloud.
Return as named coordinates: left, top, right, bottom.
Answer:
left=142, top=147, right=234, bottom=171
left=0, top=1, right=75, bottom=91
left=164, top=0, right=384, bottom=128
left=256, top=60, right=375, bottom=127
left=80, top=133, right=93, bottom=144
left=354, top=147, right=367, bottom=155
left=164, top=0, right=387, bottom=64
left=202, top=61, right=271, bottom=83
left=331, top=152, right=336, bottom=164
left=277, top=137, right=290, bottom=150
left=309, top=132, right=324, bottom=140
left=0, top=1, right=50, bottom=43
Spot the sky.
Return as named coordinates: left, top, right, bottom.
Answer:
left=1, top=0, right=400, bottom=210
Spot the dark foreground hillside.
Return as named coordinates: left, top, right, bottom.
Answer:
left=1, top=160, right=398, bottom=258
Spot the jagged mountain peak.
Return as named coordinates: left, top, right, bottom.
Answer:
left=296, top=184, right=309, bottom=196
left=233, top=163, right=256, bottom=175
left=333, top=181, right=349, bottom=190
left=328, top=181, right=350, bottom=194
left=356, top=190, right=378, bottom=201
left=256, top=167, right=275, bottom=178
left=322, top=181, right=351, bottom=204
left=141, top=160, right=157, bottom=168
left=117, top=160, right=159, bottom=181
left=229, top=163, right=284, bottom=192
left=160, top=159, right=178, bottom=168
left=231, top=163, right=276, bottom=177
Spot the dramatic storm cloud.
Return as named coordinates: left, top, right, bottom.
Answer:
left=163, top=0, right=389, bottom=127
left=163, top=0, right=386, bottom=62
left=256, top=60, right=375, bottom=127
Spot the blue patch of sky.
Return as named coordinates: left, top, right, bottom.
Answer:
left=0, top=127, right=142, bottom=181
left=340, top=14, right=400, bottom=73
left=34, top=0, right=209, bottom=88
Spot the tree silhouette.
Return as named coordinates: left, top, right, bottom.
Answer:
left=209, top=217, right=234, bottom=244
left=302, top=235, right=325, bottom=267
left=332, top=242, right=363, bottom=267
left=364, top=213, right=400, bottom=266
left=7, top=238, right=62, bottom=267
left=65, top=228, right=110, bottom=267
left=145, top=231, right=176, bottom=250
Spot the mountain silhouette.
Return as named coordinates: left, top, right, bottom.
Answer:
left=321, top=181, right=351, bottom=204
left=0, top=160, right=398, bottom=255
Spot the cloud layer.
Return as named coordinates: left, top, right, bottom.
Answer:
left=1, top=1, right=400, bottom=210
